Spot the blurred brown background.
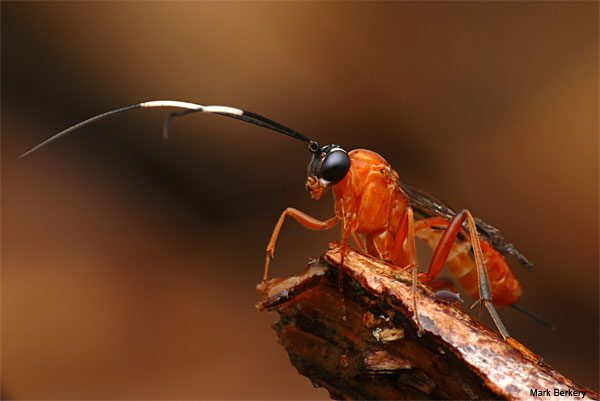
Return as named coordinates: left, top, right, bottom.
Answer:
left=2, top=2, right=598, bottom=399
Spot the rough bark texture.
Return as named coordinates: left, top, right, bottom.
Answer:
left=256, top=243, right=598, bottom=401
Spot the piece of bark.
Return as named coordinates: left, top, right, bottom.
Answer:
left=256, top=243, right=598, bottom=401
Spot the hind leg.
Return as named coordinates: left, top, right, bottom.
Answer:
left=416, top=210, right=510, bottom=340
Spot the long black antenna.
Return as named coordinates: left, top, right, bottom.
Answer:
left=19, top=100, right=319, bottom=159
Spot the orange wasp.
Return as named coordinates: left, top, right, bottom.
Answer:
left=20, top=100, right=548, bottom=340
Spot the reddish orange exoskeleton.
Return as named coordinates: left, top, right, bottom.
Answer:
left=20, top=100, right=543, bottom=340
left=264, top=147, right=532, bottom=338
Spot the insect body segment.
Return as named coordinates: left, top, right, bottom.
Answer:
left=415, top=217, right=522, bottom=308
left=331, top=149, right=414, bottom=268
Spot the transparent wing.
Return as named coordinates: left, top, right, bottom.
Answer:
left=398, top=180, right=533, bottom=271
left=470, top=217, right=534, bottom=271
left=397, top=180, right=456, bottom=221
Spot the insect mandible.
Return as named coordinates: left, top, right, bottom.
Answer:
left=20, top=100, right=550, bottom=340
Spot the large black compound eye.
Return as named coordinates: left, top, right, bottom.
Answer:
left=320, top=147, right=350, bottom=184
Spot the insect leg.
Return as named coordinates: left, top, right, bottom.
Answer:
left=350, top=231, right=365, bottom=252
left=427, top=277, right=458, bottom=292
left=264, top=208, right=338, bottom=281
left=338, top=226, right=353, bottom=320
left=465, top=210, right=510, bottom=340
left=390, top=207, right=422, bottom=331
left=419, top=210, right=510, bottom=339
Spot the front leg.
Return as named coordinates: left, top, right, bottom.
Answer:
left=264, top=208, right=339, bottom=281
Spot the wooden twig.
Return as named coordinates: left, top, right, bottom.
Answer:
left=256, top=243, right=598, bottom=401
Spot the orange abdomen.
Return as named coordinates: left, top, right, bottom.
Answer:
left=415, top=219, right=522, bottom=307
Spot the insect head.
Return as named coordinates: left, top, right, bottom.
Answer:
left=306, top=144, right=351, bottom=199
